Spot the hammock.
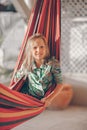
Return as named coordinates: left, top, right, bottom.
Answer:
left=0, top=0, right=61, bottom=129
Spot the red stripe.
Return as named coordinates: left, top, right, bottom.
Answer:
left=37, top=0, right=49, bottom=33
left=0, top=106, right=45, bottom=122
left=55, top=0, right=61, bottom=60
left=1, top=84, right=44, bottom=106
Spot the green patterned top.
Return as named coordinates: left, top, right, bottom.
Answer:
left=15, top=57, right=62, bottom=99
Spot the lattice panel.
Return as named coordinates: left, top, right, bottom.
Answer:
left=61, top=0, right=87, bottom=74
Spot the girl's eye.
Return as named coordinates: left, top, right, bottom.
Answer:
left=33, top=46, right=37, bottom=49
left=40, top=46, right=45, bottom=49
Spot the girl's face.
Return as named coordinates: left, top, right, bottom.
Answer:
left=31, top=38, right=47, bottom=62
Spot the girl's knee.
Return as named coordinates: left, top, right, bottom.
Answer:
left=62, top=84, right=73, bottom=94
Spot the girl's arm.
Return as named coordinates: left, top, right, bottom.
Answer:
left=14, top=65, right=27, bottom=82
left=42, top=58, right=63, bottom=107
left=42, top=84, right=64, bottom=107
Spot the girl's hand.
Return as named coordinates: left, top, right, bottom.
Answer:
left=41, top=97, right=46, bottom=103
left=41, top=98, right=51, bottom=108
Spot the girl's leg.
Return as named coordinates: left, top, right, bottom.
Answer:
left=48, top=84, right=73, bottom=109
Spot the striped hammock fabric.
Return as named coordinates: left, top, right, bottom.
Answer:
left=0, top=83, right=45, bottom=130
left=0, top=0, right=61, bottom=129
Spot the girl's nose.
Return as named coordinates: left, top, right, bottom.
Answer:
left=37, top=47, right=40, bottom=52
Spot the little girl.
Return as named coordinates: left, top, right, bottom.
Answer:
left=14, top=33, right=73, bottom=109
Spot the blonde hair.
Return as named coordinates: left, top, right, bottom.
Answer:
left=23, top=33, right=50, bottom=71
